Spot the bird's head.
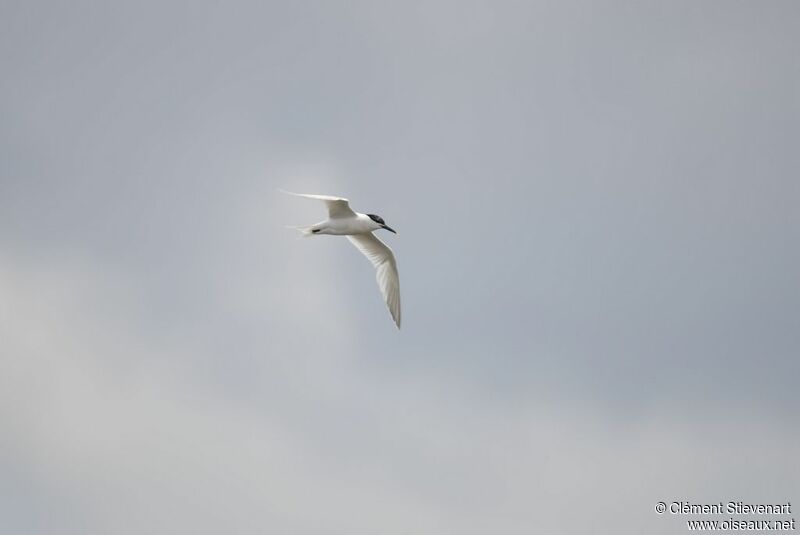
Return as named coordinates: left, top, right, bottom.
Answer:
left=367, top=214, right=396, bottom=234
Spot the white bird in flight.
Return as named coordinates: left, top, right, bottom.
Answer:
left=282, top=190, right=401, bottom=329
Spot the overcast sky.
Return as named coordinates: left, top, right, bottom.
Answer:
left=1, top=1, right=798, bottom=533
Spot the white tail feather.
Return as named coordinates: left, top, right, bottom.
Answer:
left=285, top=225, right=315, bottom=237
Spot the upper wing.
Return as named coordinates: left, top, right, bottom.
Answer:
left=280, top=190, right=356, bottom=219
left=347, top=233, right=401, bottom=329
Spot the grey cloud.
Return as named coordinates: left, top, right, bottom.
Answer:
left=1, top=0, right=798, bottom=533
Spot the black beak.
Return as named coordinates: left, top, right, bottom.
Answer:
left=382, top=224, right=397, bottom=234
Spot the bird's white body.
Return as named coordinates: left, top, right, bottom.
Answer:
left=310, top=213, right=382, bottom=235
left=282, top=190, right=402, bottom=329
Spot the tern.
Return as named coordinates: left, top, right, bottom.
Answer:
left=282, top=190, right=401, bottom=329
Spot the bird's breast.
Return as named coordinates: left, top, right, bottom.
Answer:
left=325, top=216, right=374, bottom=235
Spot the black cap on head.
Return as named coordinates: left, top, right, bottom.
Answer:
left=368, top=213, right=396, bottom=233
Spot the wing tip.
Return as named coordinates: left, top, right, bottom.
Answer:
left=279, top=189, right=349, bottom=203
left=391, top=306, right=401, bottom=329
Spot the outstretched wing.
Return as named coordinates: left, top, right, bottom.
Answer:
left=347, top=233, right=401, bottom=329
left=280, top=190, right=356, bottom=219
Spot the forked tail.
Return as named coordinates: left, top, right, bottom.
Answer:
left=285, top=225, right=316, bottom=237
